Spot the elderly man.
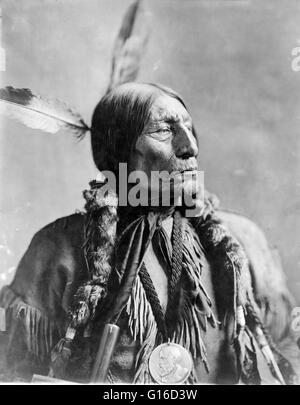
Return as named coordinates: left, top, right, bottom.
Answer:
left=0, top=82, right=298, bottom=384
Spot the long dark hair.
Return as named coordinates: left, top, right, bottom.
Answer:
left=91, top=82, right=191, bottom=176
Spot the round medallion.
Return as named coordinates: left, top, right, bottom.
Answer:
left=149, top=342, right=193, bottom=384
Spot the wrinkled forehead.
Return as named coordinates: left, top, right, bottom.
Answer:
left=149, top=94, right=192, bottom=123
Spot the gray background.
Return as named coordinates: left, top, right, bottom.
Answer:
left=0, top=0, right=299, bottom=302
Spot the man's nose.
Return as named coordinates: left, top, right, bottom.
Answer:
left=174, top=126, right=198, bottom=159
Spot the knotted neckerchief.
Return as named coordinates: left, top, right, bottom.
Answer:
left=108, top=209, right=218, bottom=383
left=138, top=211, right=185, bottom=340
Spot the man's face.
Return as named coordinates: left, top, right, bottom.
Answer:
left=159, top=349, right=175, bottom=375
left=128, top=94, right=199, bottom=204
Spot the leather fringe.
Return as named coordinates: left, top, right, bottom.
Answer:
left=0, top=286, right=57, bottom=361
left=126, top=274, right=159, bottom=383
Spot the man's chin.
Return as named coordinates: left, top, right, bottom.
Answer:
left=181, top=180, right=200, bottom=198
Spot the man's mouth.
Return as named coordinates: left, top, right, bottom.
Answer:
left=179, top=168, right=197, bottom=173
left=176, top=160, right=198, bottom=173
left=178, top=166, right=198, bottom=174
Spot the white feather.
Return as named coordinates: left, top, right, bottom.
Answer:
left=0, top=87, right=89, bottom=137
left=108, top=0, right=151, bottom=90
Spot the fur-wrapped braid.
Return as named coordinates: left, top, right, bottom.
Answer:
left=69, top=182, right=118, bottom=328
left=50, top=179, right=118, bottom=376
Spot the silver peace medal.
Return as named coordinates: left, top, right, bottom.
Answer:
left=149, top=342, right=193, bottom=384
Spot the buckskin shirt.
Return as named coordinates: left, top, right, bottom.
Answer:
left=0, top=199, right=298, bottom=384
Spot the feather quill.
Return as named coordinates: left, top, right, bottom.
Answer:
left=108, top=0, right=151, bottom=91
left=0, top=86, right=89, bottom=137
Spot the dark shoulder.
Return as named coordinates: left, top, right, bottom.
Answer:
left=36, top=212, right=87, bottom=243
left=17, top=211, right=88, bottom=275
left=10, top=212, right=88, bottom=313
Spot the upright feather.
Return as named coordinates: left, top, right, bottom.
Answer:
left=108, top=0, right=151, bottom=91
left=0, top=86, right=89, bottom=138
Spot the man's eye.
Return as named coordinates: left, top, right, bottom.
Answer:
left=149, top=127, right=173, bottom=140
left=146, top=126, right=173, bottom=140
left=156, top=127, right=172, bottom=134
